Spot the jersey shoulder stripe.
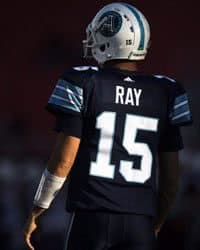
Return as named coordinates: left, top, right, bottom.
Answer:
left=170, top=94, right=191, bottom=125
left=47, top=65, right=98, bottom=116
left=153, top=74, right=192, bottom=126
left=48, top=79, right=83, bottom=113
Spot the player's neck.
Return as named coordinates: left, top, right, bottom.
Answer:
left=103, top=60, right=138, bottom=72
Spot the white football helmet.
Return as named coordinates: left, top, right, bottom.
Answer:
left=83, top=2, right=150, bottom=64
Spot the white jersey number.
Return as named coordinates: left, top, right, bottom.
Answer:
left=90, top=112, right=158, bottom=183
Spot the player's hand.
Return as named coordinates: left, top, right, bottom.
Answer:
left=154, top=223, right=163, bottom=238
left=155, top=227, right=160, bottom=238
left=24, top=215, right=37, bottom=250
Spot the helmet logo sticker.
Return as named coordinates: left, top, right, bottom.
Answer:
left=98, top=11, right=122, bottom=37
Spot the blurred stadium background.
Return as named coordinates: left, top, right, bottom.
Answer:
left=0, top=0, right=199, bottom=249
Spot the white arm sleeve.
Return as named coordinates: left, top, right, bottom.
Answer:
left=33, top=169, right=66, bottom=209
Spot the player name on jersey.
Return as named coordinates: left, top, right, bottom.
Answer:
left=115, top=85, right=142, bottom=106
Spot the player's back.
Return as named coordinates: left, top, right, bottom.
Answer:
left=47, top=66, right=191, bottom=216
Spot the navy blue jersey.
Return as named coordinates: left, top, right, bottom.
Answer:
left=47, top=66, right=192, bottom=216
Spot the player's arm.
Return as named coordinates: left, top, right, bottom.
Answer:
left=154, top=151, right=180, bottom=234
left=24, top=133, right=80, bottom=250
left=154, top=80, right=192, bottom=235
left=23, top=69, right=86, bottom=249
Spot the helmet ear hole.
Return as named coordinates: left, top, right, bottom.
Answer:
left=106, top=43, right=110, bottom=48
left=100, top=44, right=106, bottom=52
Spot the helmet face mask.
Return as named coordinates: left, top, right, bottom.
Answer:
left=83, top=2, right=150, bottom=64
left=83, top=26, right=94, bottom=58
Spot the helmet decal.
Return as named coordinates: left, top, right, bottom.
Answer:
left=123, top=3, right=145, bottom=50
left=98, top=11, right=122, bottom=37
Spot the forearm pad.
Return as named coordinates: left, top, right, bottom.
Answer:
left=33, top=169, right=66, bottom=209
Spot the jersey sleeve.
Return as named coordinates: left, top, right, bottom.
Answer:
left=54, top=113, right=82, bottom=138
left=158, top=125, right=184, bottom=152
left=159, top=80, right=192, bottom=152
left=47, top=78, right=84, bottom=116
left=46, top=66, right=97, bottom=138
left=168, top=81, right=192, bottom=126
left=46, top=68, right=85, bottom=138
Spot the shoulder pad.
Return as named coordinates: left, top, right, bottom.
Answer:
left=153, top=74, right=176, bottom=83
left=61, top=66, right=98, bottom=86
left=73, top=66, right=99, bottom=71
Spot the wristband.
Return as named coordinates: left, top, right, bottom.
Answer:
left=33, top=169, right=66, bottom=209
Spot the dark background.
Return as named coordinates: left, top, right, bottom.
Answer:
left=0, top=0, right=199, bottom=249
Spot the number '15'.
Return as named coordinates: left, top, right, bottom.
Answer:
left=90, top=112, right=158, bottom=183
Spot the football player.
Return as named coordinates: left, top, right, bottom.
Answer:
left=24, top=2, right=192, bottom=250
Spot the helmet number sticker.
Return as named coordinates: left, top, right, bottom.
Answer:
left=126, top=39, right=133, bottom=45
